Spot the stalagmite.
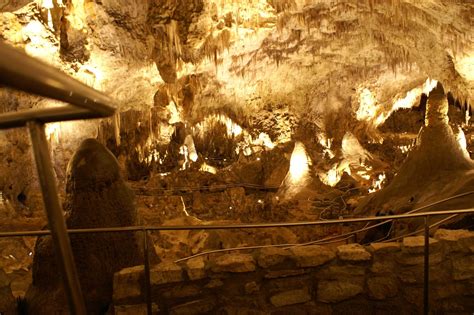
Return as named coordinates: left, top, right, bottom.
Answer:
left=356, top=83, right=474, bottom=239
left=0, top=1, right=473, bottom=314
left=25, top=139, right=155, bottom=314
left=425, top=83, right=449, bottom=126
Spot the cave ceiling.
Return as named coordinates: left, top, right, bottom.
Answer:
left=0, top=0, right=472, bottom=146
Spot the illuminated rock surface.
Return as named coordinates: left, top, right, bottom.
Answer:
left=357, top=84, right=474, bottom=241
left=0, top=0, right=473, bottom=313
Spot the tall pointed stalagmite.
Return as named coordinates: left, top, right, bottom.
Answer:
left=356, top=83, right=474, bottom=239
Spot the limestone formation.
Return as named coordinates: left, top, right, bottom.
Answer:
left=357, top=83, right=474, bottom=241
left=25, top=139, right=149, bottom=314
left=0, top=1, right=473, bottom=314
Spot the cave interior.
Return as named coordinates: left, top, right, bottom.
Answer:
left=0, top=0, right=473, bottom=314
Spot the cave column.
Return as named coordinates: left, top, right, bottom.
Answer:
left=425, top=83, right=449, bottom=127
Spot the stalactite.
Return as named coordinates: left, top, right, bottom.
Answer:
left=113, top=112, right=121, bottom=146
left=149, top=110, right=153, bottom=142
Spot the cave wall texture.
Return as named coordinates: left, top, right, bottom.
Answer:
left=0, top=1, right=473, bottom=312
left=1, top=1, right=472, bottom=202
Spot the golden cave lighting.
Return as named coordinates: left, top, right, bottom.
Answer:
left=455, top=53, right=474, bottom=81
left=181, top=196, right=190, bottom=216
left=200, top=162, right=217, bottom=174
left=356, top=79, right=438, bottom=127
left=45, top=122, right=61, bottom=143
left=342, top=132, right=372, bottom=163
left=184, top=135, right=198, bottom=162
left=194, top=114, right=279, bottom=158
left=289, top=141, right=310, bottom=183
left=368, top=173, right=386, bottom=194
left=255, top=132, right=275, bottom=149
left=455, top=127, right=468, bottom=154
left=379, top=78, right=438, bottom=125
left=398, top=144, right=413, bottom=154
left=319, top=164, right=342, bottom=187
left=356, top=88, right=377, bottom=122
left=179, top=145, right=189, bottom=170
left=194, top=114, right=243, bottom=138
left=167, top=101, right=182, bottom=124
left=318, top=133, right=335, bottom=158
left=41, top=0, right=54, bottom=9
left=319, top=133, right=374, bottom=187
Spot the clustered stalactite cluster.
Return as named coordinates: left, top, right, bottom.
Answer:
left=0, top=0, right=472, bottom=215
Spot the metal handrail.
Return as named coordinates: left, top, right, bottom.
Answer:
left=0, top=42, right=115, bottom=118
left=0, top=41, right=117, bottom=314
left=0, top=208, right=473, bottom=237
left=1, top=207, right=473, bottom=315
left=0, top=106, right=104, bottom=129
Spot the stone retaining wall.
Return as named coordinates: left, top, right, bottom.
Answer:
left=112, top=229, right=474, bottom=314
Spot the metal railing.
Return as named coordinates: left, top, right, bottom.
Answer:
left=1, top=208, right=473, bottom=315
left=0, top=41, right=116, bottom=314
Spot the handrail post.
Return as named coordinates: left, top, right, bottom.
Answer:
left=423, top=215, right=429, bottom=315
left=27, top=121, right=86, bottom=314
left=143, top=229, right=152, bottom=315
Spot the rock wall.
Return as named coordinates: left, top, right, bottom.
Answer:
left=112, top=229, right=474, bottom=314
left=0, top=269, right=16, bottom=315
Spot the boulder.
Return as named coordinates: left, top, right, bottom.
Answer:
left=150, top=262, right=183, bottom=285
left=317, top=280, right=363, bottom=303
left=113, top=266, right=144, bottom=302
left=452, top=255, right=474, bottom=280
left=270, top=288, right=311, bottom=307
left=316, top=265, right=366, bottom=279
left=369, top=242, right=400, bottom=254
left=114, top=303, right=159, bottom=315
left=402, top=236, right=439, bottom=254
left=264, top=269, right=308, bottom=279
left=186, top=256, right=207, bottom=280
left=211, top=254, right=256, bottom=273
left=370, top=259, right=396, bottom=274
left=434, top=229, right=474, bottom=253
left=244, top=281, right=259, bottom=294
left=337, top=244, right=371, bottom=261
left=366, top=276, right=399, bottom=300
left=289, top=245, right=336, bottom=267
left=257, top=247, right=292, bottom=268
left=396, top=251, right=444, bottom=266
